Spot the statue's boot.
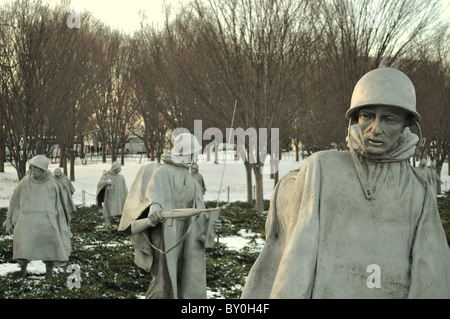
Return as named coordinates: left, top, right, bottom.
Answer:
left=44, top=261, right=55, bottom=280
left=18, top=259, right=29, bottom=279
left=105, top=216, right=111, bottom=227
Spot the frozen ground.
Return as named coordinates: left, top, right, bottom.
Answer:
left=1, top=151, right=448, bottom=209
left=0, top=151, right=305, bottom=209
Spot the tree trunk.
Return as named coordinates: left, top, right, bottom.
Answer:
left=295, top=138, right=300, bottom=162
left=121, top=143, right=125, bottom=165
left=244, top=161, right=252, bottom=203
left=102, top=140, right=106, bottom=163
left=150, top=145, right=155, bottom=161
left=59, top=144, right=64, bottom=167
left=0, top=122, right=4, bottom=173
left=436, top=164, right=442, bottom=195
left=252, top=163, right=265, bottom=213
left=0, top=145, right=4, bottom=173
left=69, top=150, right=75, bottom=182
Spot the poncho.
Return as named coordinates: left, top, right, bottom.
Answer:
left=97, top=169, right=128, bottom=218
left=118, top=153, right=209, bottom=299
left=241, top=125, right=450, bottom=298
left=53, top=174, right=77, bottom=213
left=7, top=171, right=72, bottom=264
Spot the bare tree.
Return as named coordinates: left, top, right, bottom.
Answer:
left=399, top=24, right=450, bottom=193
left=91, top=29, right=137, bottom=164
left=164, top=0, right=311, bottom=212
left=0, top=0, right=83, bottom=179
left=307, top=0, right=442, bottom=143
left=129, top=34, right=170, bottom=162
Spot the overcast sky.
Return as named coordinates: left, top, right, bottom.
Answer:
left=0, top=0, right=449, bottom=34
left=68, top=0, right=450, bottom=34
left=68, top=0, right=183, bottom=33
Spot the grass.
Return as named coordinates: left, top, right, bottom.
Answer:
left=1, top=194, right=449, bottom=300
left=0, top=201, right=269, bottom=299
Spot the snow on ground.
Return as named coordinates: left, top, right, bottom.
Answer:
left=1, top=151, right=449, bottom=209
left=0, top=151, right=305, bottom=208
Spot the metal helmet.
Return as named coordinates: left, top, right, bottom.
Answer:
left=419, top=158, right=427, bottom=167
left=53, top=167, right=63, bottom=176
left=172, top=133, right=202, bottom=156
left=346, top=67, right=421, bottom=122
left=29, top=155, right=49, bottom=171
left=111, top=161, right=121, bottom=171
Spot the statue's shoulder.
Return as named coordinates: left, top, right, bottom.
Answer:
left=278, top=151, right=351, bottom=190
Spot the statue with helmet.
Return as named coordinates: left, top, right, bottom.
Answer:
left=241, top=67, right=450, bottom=298
left=96, top=161, right=128, bottom=227
left=118, top=133, right=221, bottom=299
left=427, top=160, right=443, bottom=195
left=3, top=155, right=72, bottom=279
left=191, top=163, right=206, bottom=195
left=53, top=167, right=77, bottom=214
left=415, top=158, right=444, bottom=196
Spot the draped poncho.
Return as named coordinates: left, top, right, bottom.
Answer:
left=241, top=125, right=450, bottom=298
left=7, top=171, right=72, bottom=264
left=97, top=169, right=128, bottom=218
left=118, top=153, right=208, bottom=299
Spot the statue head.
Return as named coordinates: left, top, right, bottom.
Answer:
left=172, top=133, right=202, bottom=164
left=111, top=161, right=121, bottom=174
left=29, top=155, right=49, bottom=180
left=347, top=68, right=420, bottom=156
left=419, top=158, right=428, bottom=167
left=54, top=167, right=64, bottom=177
left=346, top=67, right=420, bottom=123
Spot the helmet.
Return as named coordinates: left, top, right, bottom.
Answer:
left=346, top=67, right=421, bottom=122
left=111, top=161, right=121, bottom=171
left=29, top=155, right=49, bottom=171
left=419, top=158, right=427, bottom=166
left=172, top=133, right=202, bottom=156
left=53, top=167, right=63, bottom=176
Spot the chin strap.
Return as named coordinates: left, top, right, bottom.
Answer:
left=347, top=120, right=375, bottom=200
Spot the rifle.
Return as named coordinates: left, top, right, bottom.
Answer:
left=130, top=208, right=220, bottom=247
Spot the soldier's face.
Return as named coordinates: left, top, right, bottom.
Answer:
left=358, top=106, right=408, bottom=155
left=31, top=166, right=45, bottom=179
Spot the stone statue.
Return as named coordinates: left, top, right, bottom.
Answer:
left=53, top=168, right=77, bottom=214
left=414, top=158, right=429, bottom=180
left=3, top=155, right=72, bottom=279
left=427, top=160, right=443, bottom=195
left=118, top=133, right=221, bottom=299
left=96, top=161, right=128, bottom=227
left=191, top=163, right=206, bottom=195
left=241, top=68, right=450, bottom=299
left=414, top=159, right=443, bottom=195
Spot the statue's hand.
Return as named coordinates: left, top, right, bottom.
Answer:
left=3, top=219, right=13, bottom=234
left=148, top=204, right=163, bottom=225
